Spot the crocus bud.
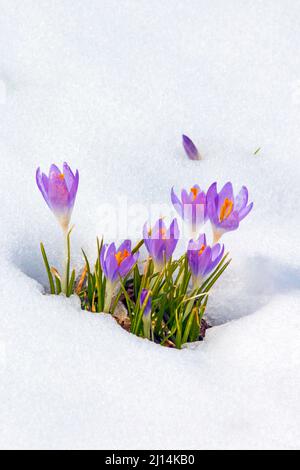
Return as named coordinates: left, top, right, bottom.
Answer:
left=36, top=163, right=79, bottom=231
left=182, top=135, right=201, bottom=160
left=140, top=289, right=152, bottom=340
left=143, top=218, right=179, bottom=272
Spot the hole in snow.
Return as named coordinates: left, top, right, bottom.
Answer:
left=12, top=241, right=300, bottom=347
left=207, top=255, right=300, bottom=326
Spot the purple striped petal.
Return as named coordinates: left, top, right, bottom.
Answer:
left=238, top=202, right=253, bottom=221
left=182, top=135, right=201, bottom=160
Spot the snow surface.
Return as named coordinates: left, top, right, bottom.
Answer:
left=0, top=0, right=300, bottom=450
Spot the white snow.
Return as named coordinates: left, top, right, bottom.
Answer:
left=0, top=0, right=300, bottom=449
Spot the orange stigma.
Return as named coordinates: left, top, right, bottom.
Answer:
left=198, top=244, right=206, bottom=256
left=115, top=249, right=130, bottom=266
left=159, top=228, right=167, bottom=239
left=58, top=174, right=65, bottom=181
left=220, top=198, right=233, bottom=222
left=190, top=187, right=199, bottom=200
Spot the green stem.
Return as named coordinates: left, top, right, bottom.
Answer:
left=62, top=227, right=70, bottom=295
left=104, top=282, right=114, bottom=313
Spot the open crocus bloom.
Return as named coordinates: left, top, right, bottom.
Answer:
left=207, top=182, right=253, bottom=243
left=171, top=185, right=207, bottom=237
left=36, top=163, right=79, bottom=231
left=143, top=218, right=179, bottom=272
left=100, top=240, right=139, bottom=285
left=187, top=234, right=224, bottom=288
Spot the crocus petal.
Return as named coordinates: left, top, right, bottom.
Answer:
left=36, top=168, right=50, bottom=208
left=103, top=243, right=119, bottom=283
left=49, top=164, right=61, bottom=178
left=151, top=218, right=166, bottom=239
left=199, top=246, right=212, bottom=276
left=167, top=218, right=180, bottom=240
left=217, top=182, right=234, bottom=214
left=206, top=182, right=219, bottom=224
left=211, top=243, right=224, bottom=262
left=100, top=244, right=109, bottom=278
left=118, top=253, right=138, bottom=277
left=217, top=211, right=240, bottom=231
left=194, top=189, right=206, bottom=205
left=152, top=239, right=168, bottom=264
left=238, top=202, right=253, bottom=221
left=171, top=187, right=183, bottom=218
left=188, top=233, right=207, bottom=252
left=117, top=240, right=132, bottom=254
left=181, top=189, right=190, bottom=205
left=68, top=170, right=79, bottom=209
left=47, top=170, right=70, bottom=214
left=140, top=289, right=152, bottom=317
left=234, top=186, right=248, bottom=212
left=63, top=162, right=75, bottom=191
left=205, top=244, right=224, bottom=274
left=182, top=135, right=200, bottom=160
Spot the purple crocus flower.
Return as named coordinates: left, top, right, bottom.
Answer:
left=101, top=240, right=139, bottom=313
left=171, top=185, right=207, bottom=237
left=187, top=234, right=224, bottom=288
left=140, top=289, right=152, bottom=317
left=207, top=182, right=253, bottom=243
left=182, top=135, right=201, bottom=160
left=143, top=218, right=179, bottom=272
left=101, top=240, right=139, bottom=285
left=36, top=163, right=79, bottom=231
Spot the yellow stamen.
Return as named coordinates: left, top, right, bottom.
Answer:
left=190, top=187, right=199, bottom=200
left=220, top=198, right=233, bottom=222
left=159, top=228, right=167, bottom=239
left=115, top=249, right=130, bottom=266
left=198, top=244, right=206, bottom=256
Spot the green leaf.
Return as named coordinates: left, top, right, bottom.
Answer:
left=132, top=239, right=144, bottom=255
left=40, top=243, right=55, bottom=294
left=182, top=307, right=197, bottom=345
left=51, top=267, right=62, bottom=295
left=67, top=269, right=76, bottom=297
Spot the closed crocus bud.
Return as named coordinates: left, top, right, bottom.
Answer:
left=182, top=135, right=201, bottom=160
left=36, top=163, right=79, bottom=231
left=187, top=234, right=224, bottom=288
left=207, top=182, right=253, bottom=243
left=140, top=289, right=152, bottom=317
left=36, top=163, right=79, bottom=295
left=140, top=289, right=152, bottom=340
left=143, top=218, right=179, bottom=272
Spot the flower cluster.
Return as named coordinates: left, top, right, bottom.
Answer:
left=36, top=156, right=253, bottom=348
